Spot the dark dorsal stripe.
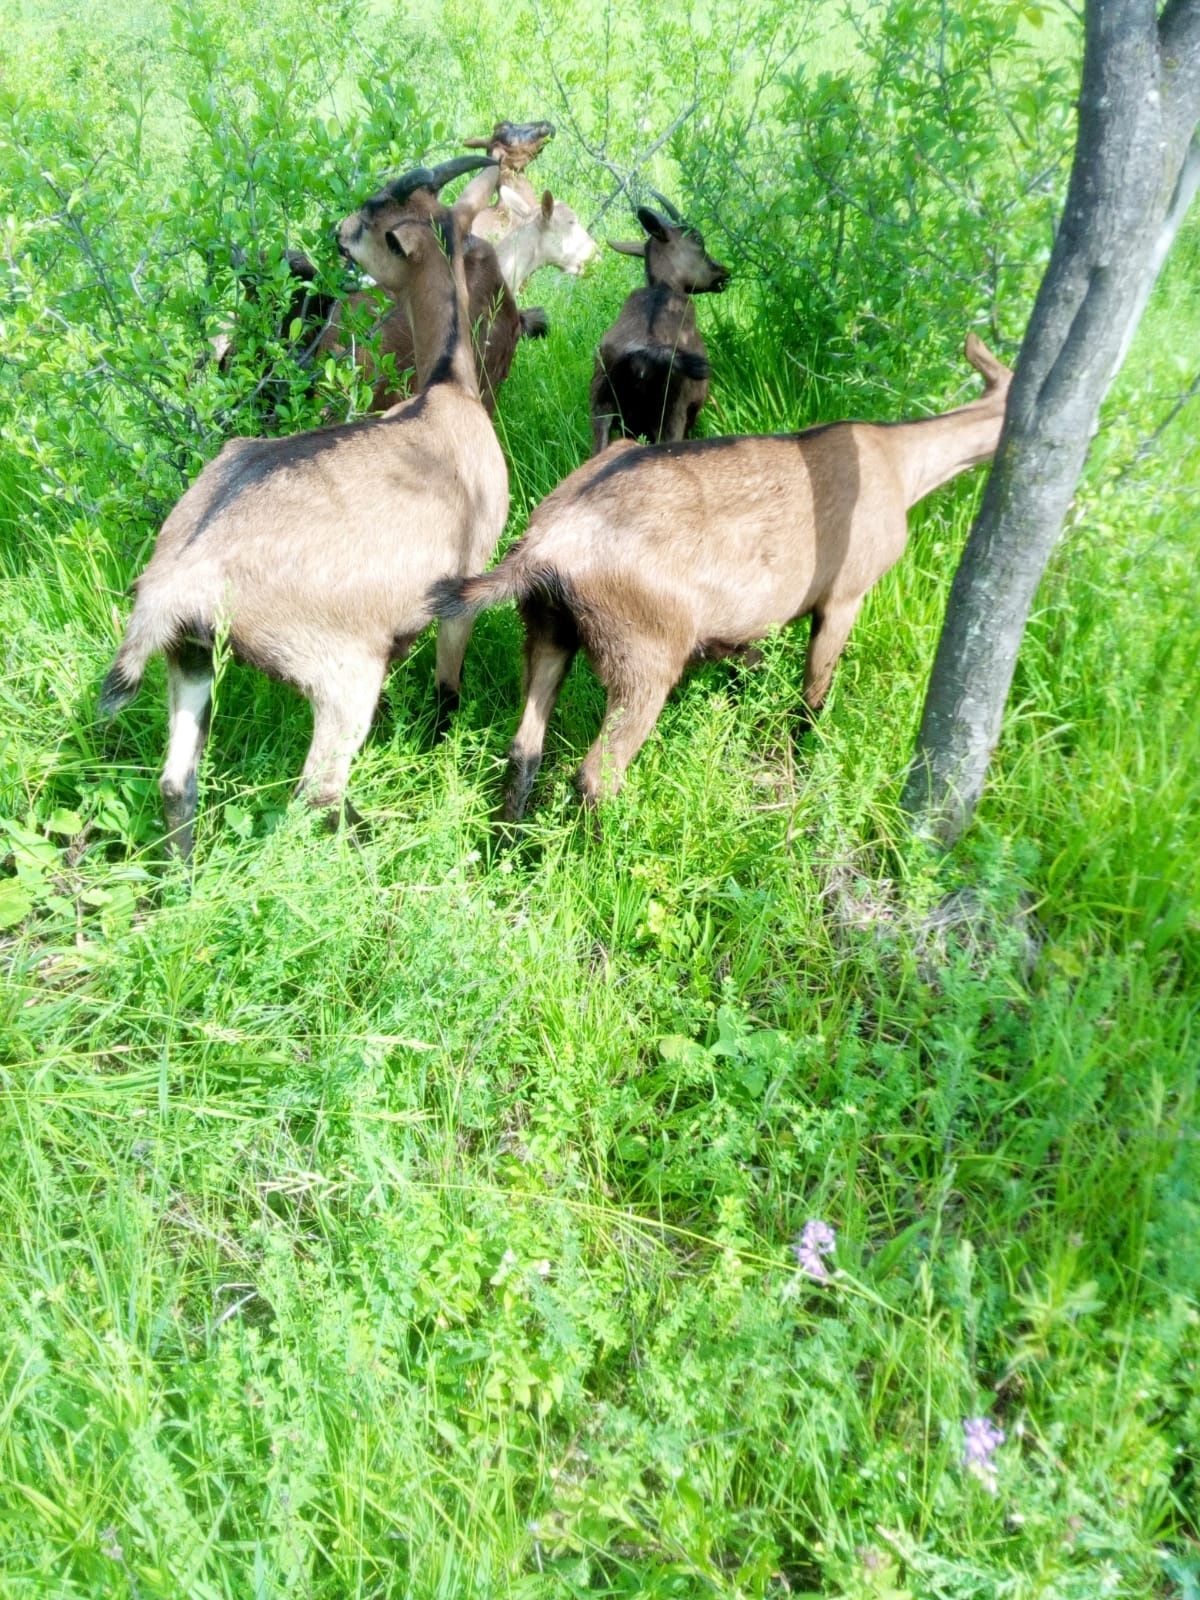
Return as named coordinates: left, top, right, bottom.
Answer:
left=426, top=215, right=464, bottom=392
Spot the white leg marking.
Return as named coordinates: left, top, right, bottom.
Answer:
left=162, top=672, right=212, bottom=791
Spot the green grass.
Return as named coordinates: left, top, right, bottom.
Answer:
left=1, top=1, right=1198, bottom=1595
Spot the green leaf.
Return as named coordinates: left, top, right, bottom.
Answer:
left=0, top=878, right=33, bottom=929
left=44, top=807, right=83, bottom=837
left=225, top=804, right=254, bottom=840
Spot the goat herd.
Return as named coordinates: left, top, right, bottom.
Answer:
left=101, top=121, right=1013, bottom=858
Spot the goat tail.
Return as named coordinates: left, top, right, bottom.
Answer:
left=428, top=549, right=546, bottom=621
left=519, top=307, right=550, bottom=340
left=97, top=606, right=179, bottom=716
left=964, top=332, right=1012, bottom=393
left=98, top=647, right=148, bottom=717
left=619, top=344, right=710, bottom=383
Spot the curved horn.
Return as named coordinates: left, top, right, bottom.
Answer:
left=387, top=155, right=496, bottom=203
left=647, top=189, right=683, bottom=223
left=428, top=154, right=499, bottom=192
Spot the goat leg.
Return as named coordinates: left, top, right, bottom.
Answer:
left=501, top=623, right=576, bottom=821
left=575, top=667, right=679, bottom=807
left=295, top=662, right=385, bottom=825
left=797, top=596, right=865, bottom=732
left=160, top=643, right=213, bottom=861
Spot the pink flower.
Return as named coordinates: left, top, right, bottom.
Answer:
left=793, top=1218, right=837, bottom=1281
left=962, top=1415, right=1005, bottom=1492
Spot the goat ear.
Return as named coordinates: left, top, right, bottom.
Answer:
left=636, top=206, right=671, bottom=241
left=540, top=189, right=554, bottom=221
left=384, top=229, right=408, bottom=259
left=608, top=238, right=646, bottom=257
left=499, top=184, right=532, bottom=221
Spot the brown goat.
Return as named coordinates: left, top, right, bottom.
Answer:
left=210, top=248, right=342, bottom=372
left=218, top=128, right=581, bottom=415
left=590, top=200, right=729, bottom=455
left=432, top=334, right=1013, bottom=821
left=461, top=119, right=556, bottom=245
left=235, top=170, right=563, bottom=417
left=311, top=231, right=530, bottom=415
left=100, top=157, right=508, bottom=856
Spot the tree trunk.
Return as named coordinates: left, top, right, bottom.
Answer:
left=902, top=0, right=1200, bottom=844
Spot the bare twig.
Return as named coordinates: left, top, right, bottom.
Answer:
left=587, top=100, right=702, bottom=230
left=1115, top=367, right=1200, bottom=481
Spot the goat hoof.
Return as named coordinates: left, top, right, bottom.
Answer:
left=161, top=780, right=198, bottom=861
left=573, top=787, right=604, bottom=843
left=316, top=797, right=367, bottom=840
left=490, top=814, right=523, bottom=855
left=163, top=823, right=195, bottom=863
left=501, top=755, right=540, bottom=823
left=431, top=685, right=461, bottom=743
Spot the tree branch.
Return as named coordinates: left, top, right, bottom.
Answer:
left=1158, top=0, right=1200, bottom=145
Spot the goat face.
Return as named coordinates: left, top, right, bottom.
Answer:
left=539, top=192, right=597, bottom=276
left=337, top=200, right=450, bottom=295
left=501, top=185, right=597, bottom=275
left=336, top=156, right=495, bottom=284
left=464, top=119, right=555, bottom=174
left=610, top=206, right=730, bottom=295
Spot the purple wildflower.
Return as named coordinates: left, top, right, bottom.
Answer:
left=793, top=1218, right=837, bottom=1281
left=962, top=1415, right=1005, bottom=1492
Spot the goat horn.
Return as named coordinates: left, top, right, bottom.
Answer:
left=646, top=189, right=683, bottom=223
left=387, top=155, right=497, bottom=203
left=428, top=154, right=498, bottom=191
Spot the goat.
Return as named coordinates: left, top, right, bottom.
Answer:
left=231, top=185, right=577, bottom=417
left=461, top=119, right=556, bottom=246
left=100, top=156, right=509, bottom=857
left=210, top=248, right=342, bottom=372
left=431, top=334, right=1013, bottom=822
left=590, top=198, right=729, bottom=455
left=460, top=120, right=596, bottom=290
left=309, top=228, right=532, bottom=415
left=493, top=185, right=597, bottom=291
left=216, top=123, right=587, bottom=414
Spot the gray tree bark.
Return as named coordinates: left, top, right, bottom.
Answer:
left=902, top=0, right=1200, bottom=844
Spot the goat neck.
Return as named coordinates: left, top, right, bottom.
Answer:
left=404, top=210, right=481, bottom=400
left=889, top=334, right=1012, bottom=507
left=493, top=221, right=541, bottom=295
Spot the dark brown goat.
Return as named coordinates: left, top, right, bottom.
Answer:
left=590, top=200, right=729, bottom=455
left=210, top=248, right=341, bottom=373
left=432, top=334, right=1013, bottom=821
